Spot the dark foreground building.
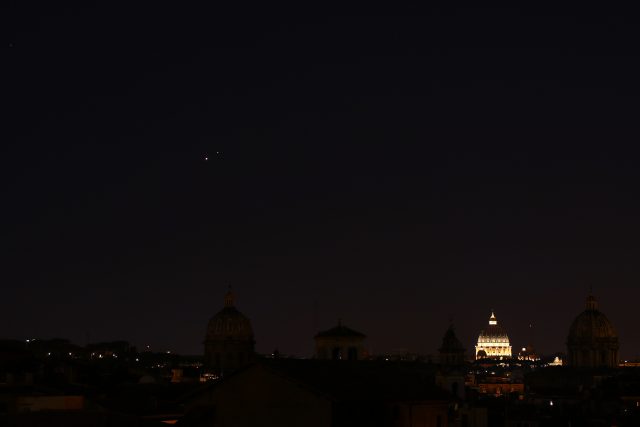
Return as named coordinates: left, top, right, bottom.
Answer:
left=184, top=359, right=451, bottom=427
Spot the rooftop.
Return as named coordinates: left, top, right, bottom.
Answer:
left=315, top=321, right=366, bottom=339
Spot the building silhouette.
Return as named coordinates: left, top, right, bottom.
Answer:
left=436, top=324, right=467, bottom=400
left=566, top=294, right=619, bottom=368
left=203, top=288, right=255, bottom=376
left=314, top=320, right=366, bottom=360
left=438, top=324, right=466, bottom=366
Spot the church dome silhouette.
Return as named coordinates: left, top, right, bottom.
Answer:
left=567, top=295, right=617, bottom=340
left=205, top=289, right=254, bottom=341
left=204, top=288, right=255, bottom=375
left=566, top=294, right=619, bottom=368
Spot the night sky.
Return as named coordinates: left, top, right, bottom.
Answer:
left=5, top=6, right=640, bottom=358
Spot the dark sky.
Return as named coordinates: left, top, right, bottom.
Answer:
left=5, top=5, right=640, bottom=358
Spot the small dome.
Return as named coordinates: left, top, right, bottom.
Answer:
left=477, top=350, right=487, bottom=358
left=205, top=289, right=254, bottom=341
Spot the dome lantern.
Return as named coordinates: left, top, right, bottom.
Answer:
left=224, top=286, right=235, bottom=307
left=489, top=311, right=497, bottom=325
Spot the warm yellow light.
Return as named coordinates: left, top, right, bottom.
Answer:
left=475, top=311, right=512, bottom=360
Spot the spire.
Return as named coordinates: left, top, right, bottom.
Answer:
left=224, top=285, right=235, bottom=307
left=447, top=317, right=457, bottom=334
left=489, top=311, right=497, bottom=325
left=586, top=294, right=598, bottom=311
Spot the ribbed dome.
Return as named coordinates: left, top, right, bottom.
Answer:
left=567, top=297, right=617, bottom=342
left=477, top=311, right=509, bottom=339
left=566, top=294, right=619, bottom=368
left=205, top=290, right=254, bottom=341
left=478, top=323, right=509, bottom=339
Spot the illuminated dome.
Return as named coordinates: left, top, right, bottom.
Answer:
left=475, top=311, right=512, bottom=360
left=566, top=295, right=619, bottom=368
left=203, top=288, right=255, bottom=375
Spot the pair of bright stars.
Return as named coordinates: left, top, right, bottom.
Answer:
left=204, top=151, right=222, bottom=161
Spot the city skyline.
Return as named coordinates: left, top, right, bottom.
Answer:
left=6, top=6, right=640, bottom=359
left=6, top=290, right=627, bottom=361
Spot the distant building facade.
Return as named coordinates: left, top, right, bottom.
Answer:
left=203, top=288, right=255, bottom=376
left=475, top=312, right=512, bottom=360
left=314, top=321, right=366, bottom=361
left=517, top=344, right=539, bottom=362
left=566, top=294, right=619, bottom=368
